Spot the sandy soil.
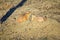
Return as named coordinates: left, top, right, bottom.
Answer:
left=0, top=0, right=60, bottom=40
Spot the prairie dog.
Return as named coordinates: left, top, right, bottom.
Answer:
left=17, top=12, right=47, bottom=23
left=17, top=12, right=31, bottom=23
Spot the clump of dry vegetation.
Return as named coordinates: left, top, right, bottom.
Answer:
left=0, top=0, right=60, bottom=40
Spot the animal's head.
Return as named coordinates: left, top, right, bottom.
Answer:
left=23, top=11, right=32, bottom=19
left=24, top=11, right=31, bottom=16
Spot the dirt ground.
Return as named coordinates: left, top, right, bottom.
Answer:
left=0, top=0, right=60, bottom=40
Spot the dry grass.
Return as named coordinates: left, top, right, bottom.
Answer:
left=0, top=0, right=60, bottom=40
